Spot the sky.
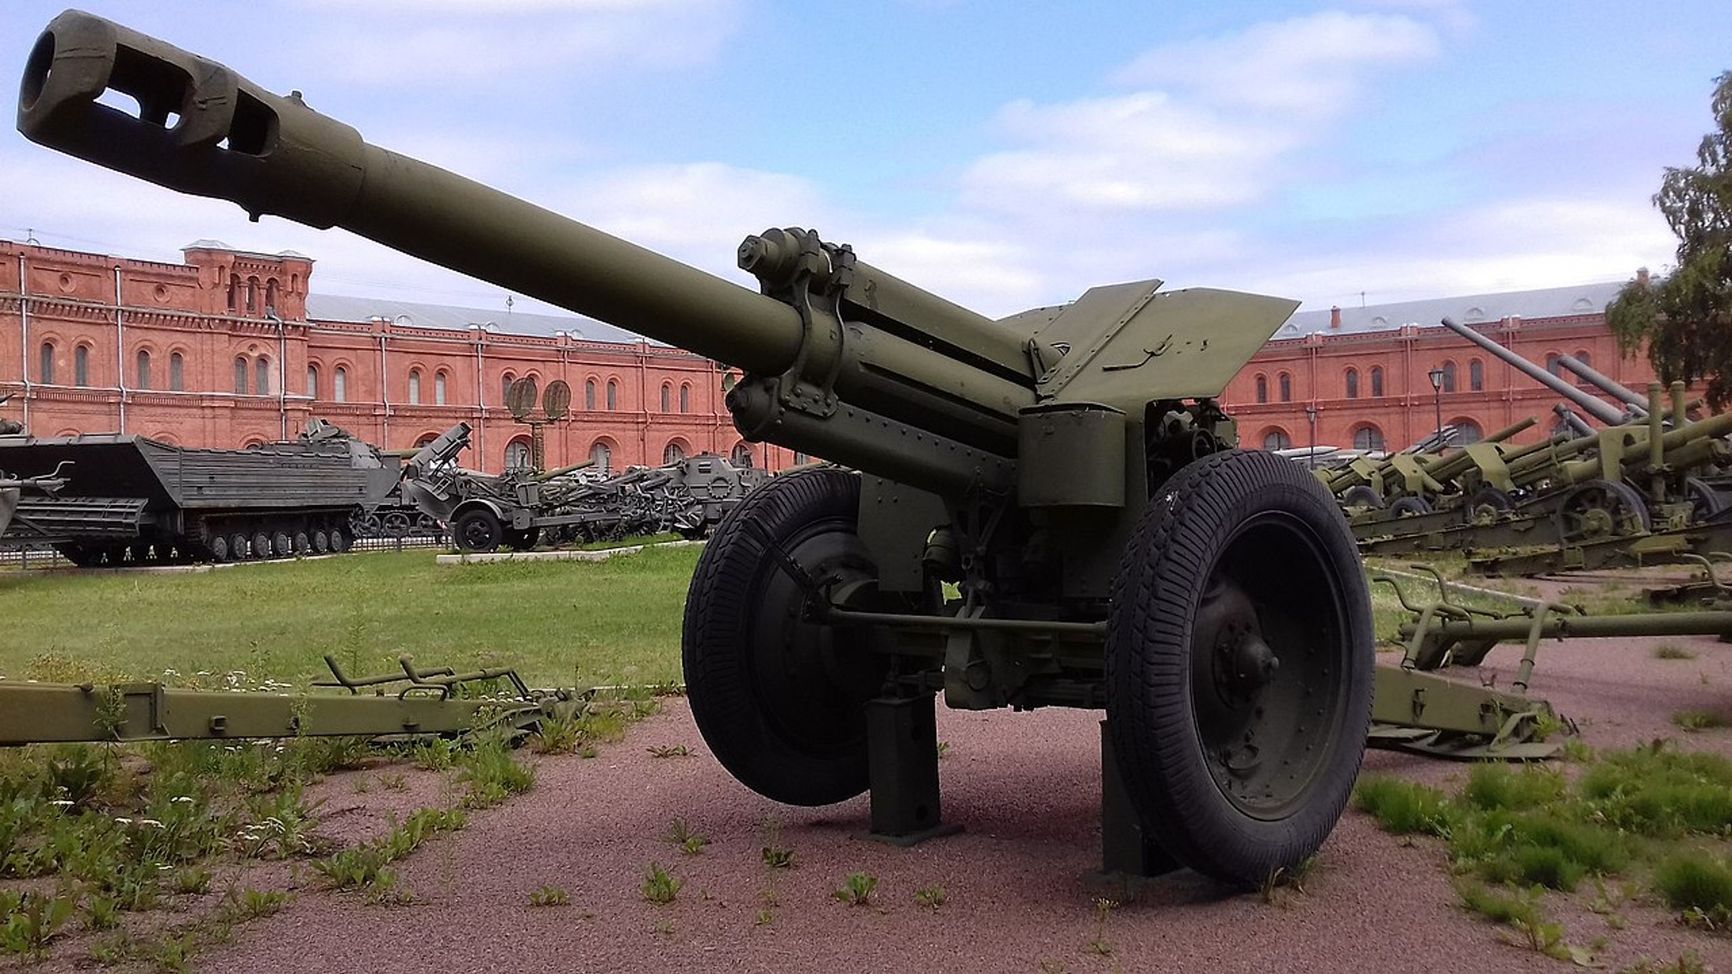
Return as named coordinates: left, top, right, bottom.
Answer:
left=0, top=0, right=1725, bottom=329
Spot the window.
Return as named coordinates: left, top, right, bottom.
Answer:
left=408, top=369, right=422, bottom=405
left=504, top=439, right=532, bottom=472
left=306, top=365, right=319, bottom=399
left=234, top=356, right=249, bottom=395
left=169, top=352, right=184, bottom=391
left=434, top=372, right=447, bottom=406
left=256, top=357, right=271, bottom=395
left=1352, top=425, right=1385, bottom=452
left=1263, top=429, right=1292, bottom=450
left=1469, top=359, right=1484, bottom=392
left=1345, top=368, right=1359, bottom=399
left=245, top=277, right=258, bottom=314
left=1254, top=374, right=1267, bottom=404
left=679, top=384, right=690, bottom=413
left=135, top=349, right=151, bottom=390
left=1370, top=366, right=1384, bottom=397
left=589, top=441, right=612, bottom=473
left=226, top=276, right=238, bottom=313
left=606, top=380, right=618, bottom=410
left=793, top=451, right=810, bottom=465
left=1278, top=372, right=1292, bottom=402
left=37, top=342, right=54, bottom=384
left=1440, top=361, right=1456, bottom=393
left=663, top=441, right=686, bottom=464
left=731, top=443, right=754, bottom=466
left=1575, top=350, right=1591, bottom=368
left=1545, top=353, right=1562, bottom=376
left=1454, top=419, right=1484, bottom=444
left=265, top=279, right=278, bottom=313
left=334, top=366, right=348, bottom=403
left=73, top=345, right=89, bottom=387
left=660, top=383, right=671, bottom=413
left=585, top=379, right=597, bottom=410
left=501, top=372, right=514, bottom=405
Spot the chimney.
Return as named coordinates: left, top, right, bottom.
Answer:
left=1330, top=306, right=1342, bottom=329
left=1636, top=267, right=1650, bottom=287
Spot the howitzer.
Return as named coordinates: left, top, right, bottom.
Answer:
left=18, top=12, right=1395, bottom=886
left=1440, top=317, right=1632, bottom=425
left=1556, top=354, right=1648, bottom=417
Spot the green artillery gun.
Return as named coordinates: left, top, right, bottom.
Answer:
left=16, top=11, right=1559, bottom=885
left=1324, top=416, right=1535, bottom=515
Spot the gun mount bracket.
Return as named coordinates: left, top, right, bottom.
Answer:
left=738, top=227, right=849, bottom=423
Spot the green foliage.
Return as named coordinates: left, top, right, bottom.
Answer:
left=1671, top=709, right=1728, bottom=731
left=1577, top=743, right=1732, bottom=836
left=314, top=806, right=466, bottom=892
left=219, top=888, right=288, bottom=921
left=664, top=818, right=709, bottom=855
left=1462, top=765, right=1567, bottom=812
left=0, top=890, right=77, bottom=956
left=531, top=714, right=582, bottom=755
left=761, top=845, right=794, bottom=869
left=1618, top=954, right=1709, bottom=974
left=914, top=884, right=946, bottom=910
left=1653, top=855, right=1732, bottom=929
left=833, top=871, right=878, bottom=906
left=1653, top=643, right=1697, bottom=660
left=1606, top=71, right=1732, bottom=408
left=456, top=733, right=536, bottom=809
left=1451, top=880, right=1577, bottom=961
left=646, top=744, right=691, bottom=758
left=641, top=862, right=682, bottom=904
left=1352, top=775, right=1453, bottom=835
left=529, top=885, right=570, bottom=907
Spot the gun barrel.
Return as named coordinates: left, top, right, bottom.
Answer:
left=1439, top=318, right=1627, bottom=426
left=1557, top=354, right=1647, bottom=413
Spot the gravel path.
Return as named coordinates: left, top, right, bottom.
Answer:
left=190, top=627, right=1730, bottom=974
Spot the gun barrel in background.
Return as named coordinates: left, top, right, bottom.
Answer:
left=1438, top=317, right=1628, bottom=426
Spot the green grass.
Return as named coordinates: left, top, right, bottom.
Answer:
left=1653, top=855, right=1732, bottom=929
left=0, top=547, right=698, bottom=688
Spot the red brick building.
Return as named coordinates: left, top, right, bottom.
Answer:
left=0, top=239, right=806, bottom=474
left=1220, top=282, right=1654, bottom=455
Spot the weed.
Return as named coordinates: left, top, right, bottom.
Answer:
left=1260, top=855, right=1317, bottom=904
left=1462, top=765, right=1566, bottom=811
left=754, top=907, right=774, bottom=927
left=936, top=741, right=951, bottom=759
left=529, top=885, right=570, bottom=907
left=377, top=772, right=408, bottom=792
left=1353, top=775, right=1453, bottom=835
left=0, top=890, right=77, bottom=956
left=1653, top=854, right=1732, bottom=929
left=314, top=806, right=466, bottom=892
left=646, top=744, right=691, bottom=759
left=653, top=919, right=675, bottom=937
left=456, top=734, right=535, bottom=808
left=410, top=738, right=461, bottom=772
left=531, top=714, right=582, bottom=755
left=173, top=865, right=212, bottom=895
left=1617, top=955, right=1708, bottom=974
left=1653, top=644, right=1696, bottom=660
left=664, top=818, right=709, bottom=855
left=147, top=932, right=198, bottom=973
left=642, top=862, right=682, bottom=904
left=363, top=869, right=414, bottom=906
left=833, top=871, right=878, bottom=906
left=1084, top=897, right=1117, bottom=957
left=914, top=885, right=946, bottom=910
left=1452, top=881, right=1576, bottom=962
left=220, top=888, right=288, bottom=921
left=760, top=817, right=794, bottom=869
left=84, top=893, right=119, bottom=931
left=1671, top=709, right=1728, bottom=731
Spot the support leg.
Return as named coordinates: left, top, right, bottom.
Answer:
left=866, top=694, right=962, bottom=846
left=1097, top=719, right=1179, bottom=881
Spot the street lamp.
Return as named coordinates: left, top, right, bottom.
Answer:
left=1304, top=403, right=1318, bottom=467
left=1427, top=367, right=1446, bottom=445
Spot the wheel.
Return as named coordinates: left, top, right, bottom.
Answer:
left=312, top=529, right=330, bottom=554
left=1340, top=485, right=1382, bottom=510
left=454, top=509, right=504, bottom=552
left=1388, top=496, right=1432, bottom=518
left=251, top=530, right=271, bottom=560
left=229, top=534, right=250, bottom=560
left=1687, top=477, right=1725, bottom=523
left=384, top=511, right=413, bottom=537
left=1468, top=487, right=1513, bottom=524
left=329, top=525, right=352, bottom=554
left=503, top=527, right=540, bottom=551
left=273, top=530, right=292, bottom=558
left=294, top=531, right=310, bottom=555
left=208, top=535, right=230, bottom=562
left=1105, top=449, right=1373, bottom=888
left=683, top=467, right=887, bottom=806
left=1555, top=479, right=1651, bottom=544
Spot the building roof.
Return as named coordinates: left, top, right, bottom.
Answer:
left=1273, top=281, right=1626, bottom=339
left=305, top=293, right=645, bottom=344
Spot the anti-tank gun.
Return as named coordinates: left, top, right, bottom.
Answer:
left=16, top=11, right=1391, bottom=886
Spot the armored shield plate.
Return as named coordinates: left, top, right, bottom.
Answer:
left=543, top=380, right=571, bottom=421
left=506, top=376, right=539, bottom=421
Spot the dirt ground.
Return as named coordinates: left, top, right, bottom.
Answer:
left=148, top=627, right=1726, bottom=974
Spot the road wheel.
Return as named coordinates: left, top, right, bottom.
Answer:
left=294, top=531, right=311, bottom=555
left=272, top=529, right=293, bottom=558
left=251, top=530, right=271, bottom=560
left=208, top=535, right=230, bottom=562
left=312, top=529, right=330, bottom=554
left=1388, top=496, right=1432, bottom=518
left=1106, top=449, right=1373, bottom=888
left=683, top=467, right=887, bottom=806
left=454, top=509, right=503, bottom=552
left=329, top=525, right=352, bottom=553
left=1340, top=485, right=1381, bottom=510
left=229, top=533, right=250, bottom=561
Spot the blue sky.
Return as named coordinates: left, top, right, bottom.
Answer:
left=1, top=0, right=1725, bottom=326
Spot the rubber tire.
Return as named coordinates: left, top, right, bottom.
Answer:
left=454, top=509, right=504, bottom=553
left=1105, top=449, right=1374, bottom=888
left=1388, top=496, right=1432, bottom=518
left=312, top=530, right=330, bottom=555
left=229, top=533, right=250, bottom=561
left=682, top=466, right=881, bottom=807
left=273, top=530, right=293, bottom=558
left=1341, top=485, right=1382, bottom=510
left=330, top=525, right=352, bottom=554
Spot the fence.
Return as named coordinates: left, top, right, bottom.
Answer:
left=0, top=532, right=449, bottom=571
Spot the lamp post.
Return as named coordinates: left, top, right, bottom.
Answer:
left=1427, top=367, right=1446, bottom=446
left=1304, top=403, right=1318, bottom=468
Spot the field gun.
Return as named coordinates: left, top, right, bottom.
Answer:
left=16, top=11, right=1421, bottom=886
left=1439, top=317, right=1634, bottom=425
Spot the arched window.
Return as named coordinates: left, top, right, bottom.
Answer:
left=234, top=356, right=249, bottom=395
left=226, top=275, right=238, bottom=313
left=1469, top=359, right=1484, bottom=392
left=135, top=349, right=151, bottom=390
left=306, top=364, right=319, bottom=399
left=1352, top=425, right=1385, bottom=452
left=1344, top=368, right=1359, bottom=400
left=584, top=379, right=597, bottom=410
left=264, top=278, right=279, bottom=313
left=407, top=369, right=422, bottom=405
left=1262, top=429, right=1292, bottom=450
left=245, top=277, right=259, bottom=314
left=74, top=345, right=90, bottom=387
left=679, top=384, right=691, bottom=413
left=590, top=441, right=612, bottom=473
left=1575, top=349, right=1591, bottom=368
left=660, top=383, right=671, bottom=413
left=501, top=372, right=515, bottom=405
left=606, top=380, right=618, bottom=410
left=1440, top=361, right=1456, bottom=393
left=730, top=442, right=754, bottom=466
left=1370, top=366, right=1384, bottom=397
left=434, top=372, right=448, bottom=406
left=663, top=441, right=686, bottom=464
left=504, top=439, right=532, bottom=472
left=1254, top=374, right=1268, bottom=404
left=256, top=356, right=271, bottom=395
left=37, top=342, right=54, bottom=384
left=169, top=352, right=184, bottom=391
left=1278, top=372, right=1292, bottom=402
left=1545, top=353, right=1562, bottom=376
left=334, top=366, right=348, bottom=403
left=1453, top=419, right=1484, bottom=444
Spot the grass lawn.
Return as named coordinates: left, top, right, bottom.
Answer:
left=0, top=546, right=700, bottom=689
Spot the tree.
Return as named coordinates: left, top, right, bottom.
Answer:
left=1607, top=71, right=1732, bottom=408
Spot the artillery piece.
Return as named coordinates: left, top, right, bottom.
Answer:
left=13, top=12, right=1397, bottom=886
